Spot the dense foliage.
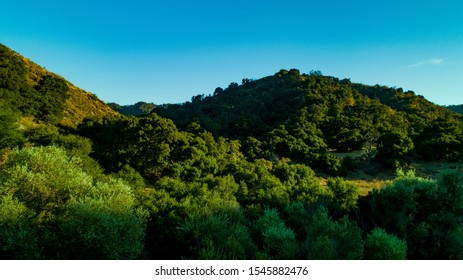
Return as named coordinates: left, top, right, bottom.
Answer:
left=445, top=105, right=463, bottom=115
left=108, top=101, right=156, bottom=116
left=0, top=45, right=68, bottom=124
left=0, top=43, right=118, bottom=127
left=154, top=69, right=463, bottom=168
left=1, top=44, right=463, bottom=260
left=0, top=146, right=147, bottom=259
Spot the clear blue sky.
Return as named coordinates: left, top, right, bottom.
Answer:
left=1, top=0, right=462, bottom=105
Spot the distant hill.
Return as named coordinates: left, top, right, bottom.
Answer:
left=0, top=43, right=118, bottom=127
left=154, top=69, right=458, bottom=140
left=108, top=101, right=155, bottom=116
left=446, top=105, right=463, bottom=114
left=154, top=69, right=463, bottom=164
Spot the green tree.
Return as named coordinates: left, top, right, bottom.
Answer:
left=327, top=177, right=360, bottom=215
left=0, top=195, right=41, bottom=259
left=376, top=130, right=414, bottom=168
left=34, top=74, right=69, bottom=123
left=364, top=170, right=463, bottom=259
left=272, top=161, right=326, bottom=203
left=416, top=117, right=463, bottom=161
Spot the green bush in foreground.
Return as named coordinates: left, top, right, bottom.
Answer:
left=365, top=228, right=407, bottom=260
left=0, top=146, right=147, bottom=259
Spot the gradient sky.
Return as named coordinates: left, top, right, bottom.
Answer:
left=1, top=0, right=462, bottom=105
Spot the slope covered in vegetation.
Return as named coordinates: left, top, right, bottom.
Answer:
left=108, top=101, right=156, bottom=116
left=155, top=69, right=463, bottom=169
left=0, top=43, right=118, bottom=128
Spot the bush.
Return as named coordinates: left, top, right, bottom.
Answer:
left=327, top=177, right=359, bottom=215
left=0, top=146, right=147, bottom=259
left=303, top=207, right=364, bottom=259
left=364, top=170, right=463, bottom=259
left=255, top=208, right=299, bottom=259
left=179, top=207, right=256, bottom=259
left=365, top=228, right=407, bottom=259
left=0, top=195, right=41, bottom=259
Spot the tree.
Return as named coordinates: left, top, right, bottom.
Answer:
left=327, top=177, right=359, bottom=215
left=416, top=117, right=463, bottom=161
left=34, top=74, right=69, bottom=123
left=0, top=195, right=41, bottom=259
left=376, top=130, right=413, bottom=168
left=364, top=170, right=463, bottom=259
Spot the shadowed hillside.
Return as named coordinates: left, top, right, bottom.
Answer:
left=447, top=104, right=463, bottom=114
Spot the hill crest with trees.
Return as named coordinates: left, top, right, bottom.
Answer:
left=154, top=68, right=463, bottom=169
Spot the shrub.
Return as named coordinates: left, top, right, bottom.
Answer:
left=303, top=207, right=364, bottom=259
left=327, top=177, right=359, bottom=215
left=0, top=146, right=147, bottom=259
left=255, top=208, right=299, bottom=259
left=365, top=228, right=407, bottom=260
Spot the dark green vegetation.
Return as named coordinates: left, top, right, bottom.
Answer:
left=447, top=105, right=463, bottom=115
left=108, top=101, right=155, bottom=116
left=1, top=44, right=463, bottom=259
left=155, top=69, right=463, bottom=168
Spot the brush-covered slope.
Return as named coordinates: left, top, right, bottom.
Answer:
left=154, top=69, right=463, bottom=165
left=107, top=101, right=155, bottom=116
left=0, top=43, right=118, bottom=127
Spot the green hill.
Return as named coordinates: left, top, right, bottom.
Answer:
left=0, top=43, right=118, bottom=127
left=154, top=69, right=463, bottom=167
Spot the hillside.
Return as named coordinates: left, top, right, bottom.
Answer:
left=108, top=101, right=155, bottom=116
left=154, top=69, right=463, bottom=169
left=0, top=43, right=118, bottom=127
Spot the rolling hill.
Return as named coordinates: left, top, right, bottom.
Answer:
left=153, top=69, right=463, bottom=167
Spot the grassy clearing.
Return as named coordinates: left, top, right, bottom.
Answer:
left=410, top=160, right=463, bottom=179
left=329, top=149, right=365, bottom=159
left=323, top=150, right=463, bottom=196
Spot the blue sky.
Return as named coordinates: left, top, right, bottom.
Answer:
left=1, top=0, right=462, bottom=105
